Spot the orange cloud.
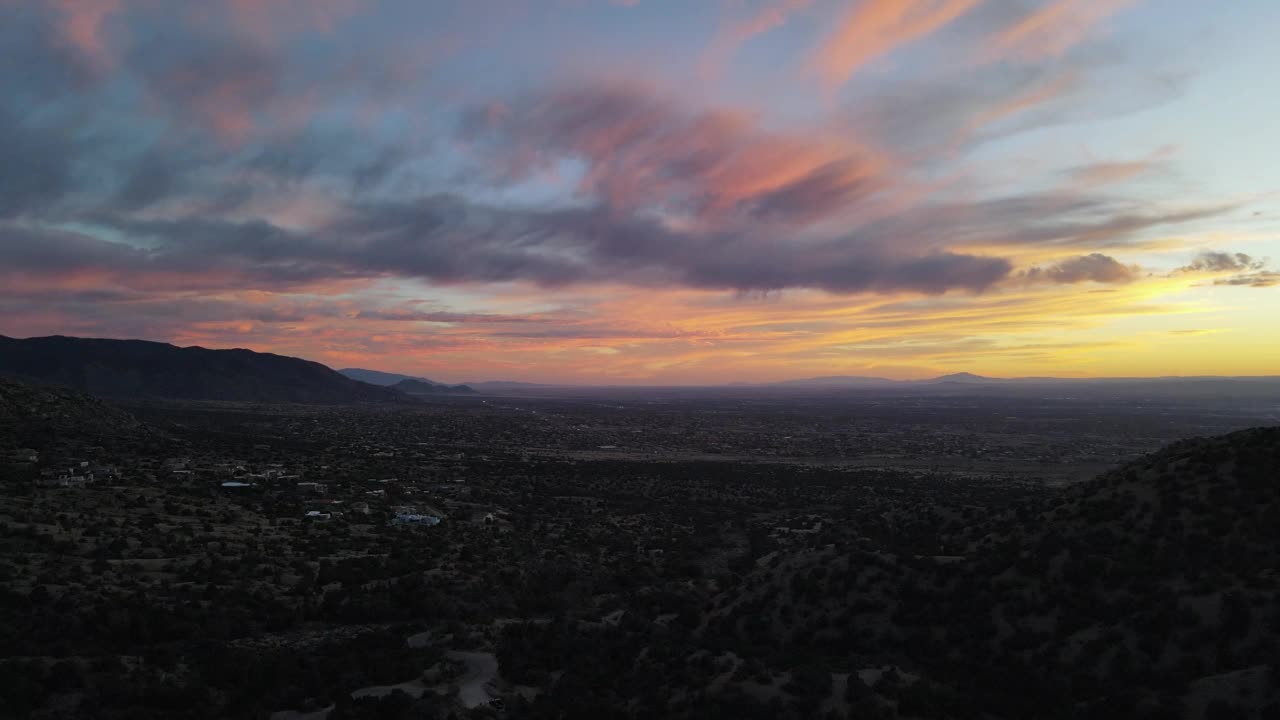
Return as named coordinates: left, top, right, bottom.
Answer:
left=814, top=0, right=980, bottom=89
left=1065, top=145, right=1174, bottom=188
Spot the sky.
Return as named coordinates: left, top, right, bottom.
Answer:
left=2, top=0, right=1278, bottom=384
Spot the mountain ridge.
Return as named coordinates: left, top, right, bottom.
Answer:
left=0, top=335, right=403, bottom=404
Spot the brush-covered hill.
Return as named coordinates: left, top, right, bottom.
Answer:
left=691, top=427, right=1280, bottom=719
left=0, top=376, right=141, bottom=433
left=0, top=335, right=404, bottom=404
left=0, top=376, right=147, bottom=456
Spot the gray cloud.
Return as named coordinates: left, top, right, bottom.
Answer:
left=1022, top=253, right=1139, bottom=285
left=843, top=44, right=1188, bottom=161
left=1179, top=251, right=1267, bottom=273
left=461, top=83, right=885, bottom=223
left=353, top=310, right=546, bottom=324
left=1211, top=272, right=1278, bottom=288
left=5, top=191, right=1012, bottom=296
left=1167, top=251, right=1276, bottom=289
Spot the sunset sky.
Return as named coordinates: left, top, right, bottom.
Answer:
left=2, top=0, right=1278, bottom=383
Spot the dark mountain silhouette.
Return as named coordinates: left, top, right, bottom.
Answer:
left=391, top=378, right=476, bottom=395
left=0, top=335, right=403, bottom=404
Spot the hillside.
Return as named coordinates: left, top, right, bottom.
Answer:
left=0, top=335, right=403, bottom=404
left=694, top=427, right=1280, bottom=718
left=0, top=377, right=144, bottom=444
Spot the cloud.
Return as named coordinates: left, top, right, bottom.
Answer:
left=1172, top=251, right=1275, bottom=289
left=4, top=190, right=1012, bottom=297
left=223, top=0, right=363, bottom=41
left=1021, top=253, right=1139, bottom=284
left=1064, top=146, right=1173, bottom=187
left=1213, top=273, right=1278, bottom=288
left=353, top=309, right=546, bottom=324
left=984, top=0, right=1137, bottom=61
left=48, top=0, right=123, bottom=67
left=125, top=27, right=289, bottom=143
left=814, top=0, right=980, bottom=89
left=0, top=53, right=1228, bottom=305
left=321, top=197, right=1013, bottom=294
left=1179, top=251, right=1267, bottom=273
left=462, top=81, right=886, bottom=224
left=844, top=54, right=1185, bottom=162
left=702, top=0, right=812, bottom=78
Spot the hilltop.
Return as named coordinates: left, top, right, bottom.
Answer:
left=0, top=335, right=404, bottom=404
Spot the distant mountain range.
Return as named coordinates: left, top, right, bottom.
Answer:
left=391, top=378, right=476, bottom=396
left=0, top=336, right=403, bottom=404
left=769, top=372, right=1030, bottom=386
left=464, top=380, right=556, bottom=392
left=337, top=368, right=435, bottom=386
left=762, top=371, right=1280, bottom=388
left=337, top=368, right=475, bottom=394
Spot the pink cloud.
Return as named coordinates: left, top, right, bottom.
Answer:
left=467, top=81, right=888, bottom=225
left=814, top=0, right=980, bottom=89
left=701, top=0, right=812, bottom=79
